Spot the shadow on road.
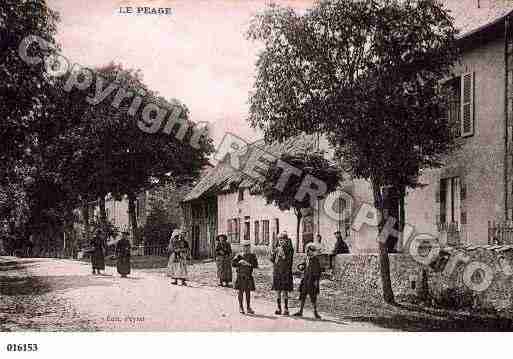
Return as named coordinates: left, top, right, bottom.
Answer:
left=336, top=313, right=513, bottom=331
left=288, top=314, right=348, bottom=326
left=245, top=313, right=278, bottom=320
left=0, top=274, right=116, bottom=296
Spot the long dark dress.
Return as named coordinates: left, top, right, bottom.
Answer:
left=232, top=253, right=258, bottom=291
left=116, top=238, right=131, bottom=276
left=298, top=256, right=322, bottom=300
left=216, top=241, right=233, bottom=283
left=271, top=239, right=294, bottom=291
left=91, top=237, right=105, bottom=271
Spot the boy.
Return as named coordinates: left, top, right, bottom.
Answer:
left=232, top=240, right=258, bottom=314
left=294, top=242, right=322, bottom=319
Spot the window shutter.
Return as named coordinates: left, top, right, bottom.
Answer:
left=461, top=72, right=475, bottom=136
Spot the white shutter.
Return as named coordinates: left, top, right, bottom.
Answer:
left=461, top=72, right=475, bottom=136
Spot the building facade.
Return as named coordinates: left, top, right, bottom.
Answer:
left=407, top=3, right=513, bottom=246
left=181, top=136, right=379, bottom=257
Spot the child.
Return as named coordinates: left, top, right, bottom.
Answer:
left=232, top=240, right=258, bottom=314
left=294, top=242, right=322, bottom=319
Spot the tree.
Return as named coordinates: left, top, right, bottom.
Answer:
left=247, top=0, right=459, bottom=303
left=260, top=145, right=342, bottom=251
left=69, top=63, right=214, bottom=241
left=0, top=0, right=59, bottom=252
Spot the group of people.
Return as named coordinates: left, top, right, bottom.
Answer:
left=89, top=228, right=131, bottom=277
left=89, top=226, right=350, bottom=320
left=215, top=230, right=349, bottom=318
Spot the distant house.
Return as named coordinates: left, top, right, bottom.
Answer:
left=73, top=192, right=149, bottom=247
left=181, top=135, right=379, bottom=258
left=406, top=1, right=513, bottom=246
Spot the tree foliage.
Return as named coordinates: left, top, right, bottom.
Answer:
left=261, top=145, right=342, bottom=250
left=247, top=0, right=460, bottom=303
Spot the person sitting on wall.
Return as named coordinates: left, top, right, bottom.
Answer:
left=329, top=230, right=349, bottom=270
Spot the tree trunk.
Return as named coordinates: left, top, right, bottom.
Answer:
left=294, top=208, right=302, bottom=253
left=82, top=202, right=91, bottom=245
left=128, top=193, right=138, bottom=245
left=399, top=186, right=406, bottom=251
left=372, top=180, right=395, bottom=304
left=99, top=194, right=107, bottom=226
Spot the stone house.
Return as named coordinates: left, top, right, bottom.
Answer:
left=406, top=1, right=513, bottom=247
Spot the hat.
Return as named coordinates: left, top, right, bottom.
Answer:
left=305, top=242, right=318, bottom=253
left=216, top=234, right=228, bottom=240
left=334, top=230, right=342, bottom=235
left=171, top=229, right=183, bottom=238
left=241, top=239, right=251, bottom=246
left=278, top=231, right=288, bottom=239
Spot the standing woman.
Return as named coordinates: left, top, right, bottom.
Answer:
left=116, top=230, right=131, bottom=278
left=90, top=229, right=105, bottom=275
left=215, top=234, right=233, bottom=287
left=167, top=230, right=190, bottom=286
left=271, top=231, right=294, bottom=315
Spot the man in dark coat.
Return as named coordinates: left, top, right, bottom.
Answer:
left=330, top=230, right=349, bottom=269
left=294, top=242, right=322, bottom=319
left=271, top=231, right=294, bottom=315
left=115, top=231, right=131, bottom=278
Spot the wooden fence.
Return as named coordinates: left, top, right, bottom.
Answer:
left=143, top=245, right=168, bottom=256
left=488, top=221, right=513, bottom=245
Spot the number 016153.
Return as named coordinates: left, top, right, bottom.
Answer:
left=6, top=344, right=38, bottom=352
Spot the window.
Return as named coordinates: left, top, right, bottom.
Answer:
left=227, top=218, right=240, bottom=243
left=262, top=220, right=270, bottom=245
left=244, top=220, right=250, bottom=242
left=271, top=218, right=279, bottom=245
left=444, top=72, right=474, bottom=138
left=254, top=221, right=260, bottom=244
left=238, top=188, right=244, bottom=202
left=439, top=177, right=461, bottom=229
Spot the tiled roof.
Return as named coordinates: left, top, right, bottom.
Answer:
left=442, top=0, right=513, bottom=39
left=182, top=135, right=318, bottom=203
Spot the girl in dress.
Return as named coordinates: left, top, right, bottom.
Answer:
left=294, top=242, right=322, bottom=319
left=271, top=232, right=294, bottom=315
left=232, top=240, right=258, bottom=314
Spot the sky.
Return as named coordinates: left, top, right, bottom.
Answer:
left=47, top=0, right=313, bottom=146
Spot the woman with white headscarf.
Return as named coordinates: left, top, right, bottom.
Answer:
left=167, top=229, right=190, bottom=285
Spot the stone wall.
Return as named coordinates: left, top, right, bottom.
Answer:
left=426, top=246, right=513, bottom=311
left=329, top=248, right=513, bottom=311
left=331, top=254, right=421, bottom=300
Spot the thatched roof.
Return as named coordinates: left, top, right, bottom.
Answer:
left=182, top=135, right=319, bottom=203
